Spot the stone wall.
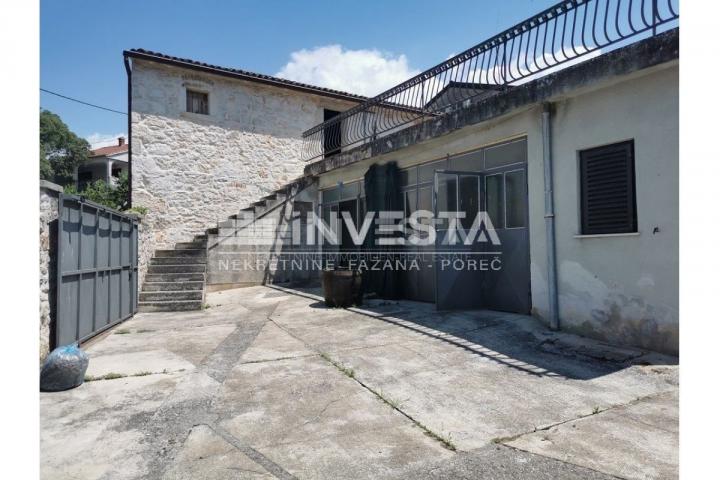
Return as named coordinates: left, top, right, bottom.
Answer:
left=206, top=177, right=319, bottom=290
left=131, top=59, right=358, bottom=250
left=39, top=180, right=62, bottom=363
left=125, top=212, right=155, bottom=289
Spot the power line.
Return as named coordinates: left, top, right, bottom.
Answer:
left=40, top=88, right=127, bottom=115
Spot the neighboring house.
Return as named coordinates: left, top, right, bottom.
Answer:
left=75, top=137, right=128, bottom=189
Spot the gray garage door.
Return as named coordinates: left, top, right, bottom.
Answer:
left=56, top=194, right=138, bottom=347
left=398, top=137, right=531, bottom=313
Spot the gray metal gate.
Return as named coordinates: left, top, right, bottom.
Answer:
left=56, top=194, right=138, bottom=347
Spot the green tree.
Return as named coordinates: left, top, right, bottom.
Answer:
left=64, top=171, right=130, bottom=211
left=39, top=110, right=89, bottom=185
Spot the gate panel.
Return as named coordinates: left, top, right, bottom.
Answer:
left=56, top=194, right=138, bottom=347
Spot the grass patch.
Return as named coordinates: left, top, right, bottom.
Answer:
left=84, top=369, right=177, bottom=382
left=375, top=389, right=402, bottom=410
left=136, top=329, right=155, bottom=334
left=85, top=372, right=127, bottom=382
left=203, top=303, right=212, bottom=310
left=319, top=352, right=355, bottom=378
left=592, top=406, right=601, bottom=414
left=415, top=422, right=457, bottom=451
left=114, top=329, right=131, bottom=335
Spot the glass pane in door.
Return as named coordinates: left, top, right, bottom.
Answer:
left=485, top=174, right=504, bottom=229
left=436, top=174, right=457, bottom=231
left=505, top=170, right=526, bottom=228
left=458, top=175, right=479, bottom=230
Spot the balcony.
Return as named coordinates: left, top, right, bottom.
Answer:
left=302, top=0, right=679, bottom=162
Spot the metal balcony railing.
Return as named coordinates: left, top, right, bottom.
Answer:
left=302, top=0, right=679, bottom=162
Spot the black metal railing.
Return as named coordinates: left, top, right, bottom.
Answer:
left=302, top=0, right=678, bottom=161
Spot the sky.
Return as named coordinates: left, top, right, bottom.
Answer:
left=41, top=0, right=557, bottom=147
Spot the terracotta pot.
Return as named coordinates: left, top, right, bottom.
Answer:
left=321, top=270, right=363, bottom=308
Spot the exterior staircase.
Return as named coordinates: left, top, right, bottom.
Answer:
left=136, top=175, right=314, bottom=312
left=138, top=234, right=208, bottom=312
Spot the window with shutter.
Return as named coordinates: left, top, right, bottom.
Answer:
left=186, top=90, right=209, bottom=115
left=579, top=140, right=637, bottom=235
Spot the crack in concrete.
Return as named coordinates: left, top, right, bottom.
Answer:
left=126, top=302, right=299, bottom=479
left=299, top=396, right=349, bottom=428
left=491, top=390, right=675, bottom=445
left=267, top=316, right=458, bottom=452
left=239, top=353, right=318, bottom=365
left=498, top=443, right=628, bottom=480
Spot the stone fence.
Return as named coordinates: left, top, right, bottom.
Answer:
left=39, top=180, right=62, bottom=363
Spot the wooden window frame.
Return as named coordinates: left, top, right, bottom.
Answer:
left=186, top=89, right=209, bottom=115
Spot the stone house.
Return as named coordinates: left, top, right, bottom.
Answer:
left=124, top=6, right=678, bottom=356
left=124, top=48, right=366, bottom=251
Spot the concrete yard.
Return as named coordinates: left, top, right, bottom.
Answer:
left=40, top=286, right=679, bottom=479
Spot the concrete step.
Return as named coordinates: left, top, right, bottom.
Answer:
left=175, top=241, right=207, bottom=250
left=139, top=290, right=203, bottom=302
left=144, top=272, right=205, bottom=282
left=150, top=256, right=208, bottom=265
left=138, top=300, right=203, bottom=312
left=147, top=264, right=206, bottom=274
left=154, top=249, right=206, bottom=258
left=142, top=281, right=205, bottom=292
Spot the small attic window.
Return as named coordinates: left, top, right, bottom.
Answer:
left=186, top=90, right=208, bottom=115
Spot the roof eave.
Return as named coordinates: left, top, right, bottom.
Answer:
left=123, top=50, right=367, bottom=103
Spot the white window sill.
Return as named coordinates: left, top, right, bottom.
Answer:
left=573, top=232, right=641, bottom=239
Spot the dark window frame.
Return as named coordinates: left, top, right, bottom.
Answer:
left=579, top=140, right=638, bottom=235
left=186, top=89, right=209, bottom=115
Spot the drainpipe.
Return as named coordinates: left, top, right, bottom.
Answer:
left=542, top=103, right=559, bottom=330
left=123, top=55, right=132, bottom=208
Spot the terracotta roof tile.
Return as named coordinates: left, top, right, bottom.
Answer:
left=89, top=144, right=128, bottom=157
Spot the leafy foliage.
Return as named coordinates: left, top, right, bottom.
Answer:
left=65, top=172, right=131, bottom=211
left=123, top=206, right=149, bottom=216
left=40, top=110, right=90, bottom=185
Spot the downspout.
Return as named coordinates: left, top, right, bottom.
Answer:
left=542, top=103, right=559, bottom=330
left=123, top=55, right=132, bottom=208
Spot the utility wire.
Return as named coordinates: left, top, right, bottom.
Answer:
left=40, top=88, right=127, bottom=115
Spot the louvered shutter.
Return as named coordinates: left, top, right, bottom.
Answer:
left=580, top=141, right=637, bottom=234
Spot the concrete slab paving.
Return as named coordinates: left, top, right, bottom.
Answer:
left=505, top=390, right=679, bottom=480
left=41, top=373, right=185, bottom=480
left=216, top=354, right=436, bottom=449
left=91, top=319, right=240, bottom=366
left=239, top=322, right=315, bottom=364
left=85, top=349, right=197, bottom=378
left=41, top=286, right=678, bottom=479
left=161, top=424, right=274, bottom=480
left=255, top=424, right=454, bottom=480
left=399, top=444, right=619, bottom=479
